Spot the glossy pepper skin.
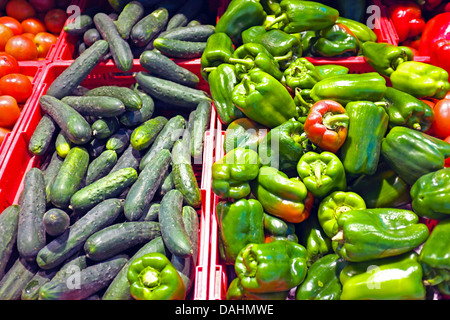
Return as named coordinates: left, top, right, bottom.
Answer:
left=388, top=1, right=425, bottom=43
left=390, top=61, right=450, bottom=99
left=418, top=12, right=450, bottom=56
left=336, top=16, right=377, bottom=42
left=224, top=118, right=268, bottom=154
left=232, top=70, right=298, bottom=129
left=200, top=33, right=234, bottom=81
left=216, top=199, right=265, bottom=265
left=251, top=166, right=314, bottom=223
left=361, top=41, right=414, bottom=77
left=430, top=39, right=450, bottom=77
left=234, top=240, right=308, bottom=293
left=411, top=168, right=450, bottom=220
left=332, top=208, right=429, bottom=262
left=383, top=86, right=435, bottom=132
left=340, top=101, right=389, bottom=176
left=312, top=23, right=360, bottom=57
left=318, top=191, right=367, bottom=239
left=340, top=251, right=426, bottom=300
left=127, top=252, right=186, bottom=300
left=419, top=218, right=450, bottom=295
left=381, top=126, right=450, bottom=186
left=297, top=151, right=347, bottom=199
left=226, top=277, right=290, bottom=300
left=300, top=30, right=319, bottom=56
left=284, top=57, right=323, bottom=90
left=212, top=147, right=261, bottom=199
left=315, top=64, right=349, bottom=79
left=264, top=212, right=298, bottom=241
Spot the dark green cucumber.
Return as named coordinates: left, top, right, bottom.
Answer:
left=94, top=13, right=133, bottom=72
left=0, top=205, right=20, bottom=279
left=172, top=139, right=202, bottom=208
left=88, top=137, right=107, bottom=158
left=141, top=202, right=160, bottom=221
left=130, top=115, right=168, bottom=151
left=159, top=189, right=193, bottom=258
left=46, top=40, right=109, bottom=99
left=61, top=96, right=126, bottom=117
left=21, top=268, right=57, bottom=300
left=0, top=258, right=38, bottom=300
left=166, top=0, right=203, bottom=30
left=64, top=14, right=94, bottom=36
left=102, top=236, right=166, bottom=300
left=17, top=168, right=47, bottom=262
left=52, top=254, right=88, bottom=281
left=55, top=131, right=72, bottom=158
left=158, top=170, right=174, bottom=197
left=85, top=150, right=118, bottom=185
left=183, top=109, right=196, bottom=143
left=39, top=95, right=92, bottom=145
left=50, top=146, right=89, bottom=209
left=85, top=86, right=142, bottom=111
left=43, top=151, right=64, bottom=203
left=110, top=144, right=141, bottom=174
left=159, top=24, right=215, bottom=42
left=28, top=114, right=57, bottom=156
left=39, top=254, right=128, bottom=300
left=119, top=89, right=154, bottom=127
left=136, top=71, right=211, bottom=109
left=83, top=28, right=102, bottom=47
left=42, top=208, right=70, bottom=237
left=106, top=128, right=132, bottom=154
left=70, top=167, right=137, bottom=213
left=187, top=20, right=201, bottom=27
left=130, top=7, right=169, bottom=47
left=108, top=0, right=161, bottom=12
left=84, top=221, right=161, bottom=261
left=92, top=117, right=121, bottom=140
left=37, top=198, right=124, bottom=270
left=153, top=38, right=206, bottom=59
left=139, top=49, right=200, bottom=88
left=139, top=115, right=186, bottom=170
left=115, top=1, right=145, bottom=39
left=124, top=149, right=171, bottom=221
left=191, top=100, right=211, bottom=158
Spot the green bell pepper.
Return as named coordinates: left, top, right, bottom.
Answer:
left=216, top=199, right=265, bottom=265
left=295, top=253, right=347, bottom=300
left=234, top=240, right=308, bottom=293
left=332, top=208, right=430, bottom=262
left=261, top=0, right=282, bottom=15
left=411, top=168, right=450, bottom=220
left=264, top=212, right=298, bottom=243
left=390, top=61, right=450, bottom=99
left=297, top=151, right=347, bottom=199
left=212, top=147, right=261, bottom=199
left=311, top=23, right=360, bottom=57
left=361, top=41, right=414, bottom=77
left=232, top=69, right=298, bottom=129
left=200, top=32, right=234, bottom=81
left=224, top=118, right=268, bottom=154
left=318, top=191, right=367, bottom=239
left=315, top=64, right=349, bottom=79
left=127, top=252, right=186, bottom=300
left=283, top=57, right=323, bottom=90
left=381, top=126, right=450, bottom=186
left=300, top=30, right=319, bottom=56
left=226, top=277, right=289, bottom=300
left=336, top=16, right=377, bottom=42
left=340, top=251, right=426, bottom=300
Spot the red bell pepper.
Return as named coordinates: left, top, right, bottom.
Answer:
left=418, top=12, right=450, bottom=56
left=388, top=1, right=426, bottom=43
left=445, top=136, right=450, bottom=167
left=430, top=39, right=450, bottom=77
left=303, top=100, right=349, bottom=154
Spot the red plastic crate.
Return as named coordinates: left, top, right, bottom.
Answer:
left=0, top=59, right=215, bottom=300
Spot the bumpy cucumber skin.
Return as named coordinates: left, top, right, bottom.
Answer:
left=28, top=115, right=57, bottom=156
left=85, top=149, right=118, bottom=185
left=130, top=7, right=169, bottom=47
left=64, top=15, right=94, bottom=35
left=130, top=116, right=168, bottom=151
left=61, top=96, right=126, bottom=117
left=43, top=151, right=64, bottom=203
left=0, top=258, right=38, bottom=300
left=119, top=89, right=154, bottom=127
left=42, top=208, right=70, bottom=237
left=92, top=117, right=121, bottom=140
left=85, top=86, right=142, bottom=111
left=191, top=100, right=212, bottom=158
left=153, top=37, right=207, bottom=59
left=106, top=128, right=132, bottom=154
left=115, top=1, right=145, bottom=39
left=0, top=205, right=20, bottom=279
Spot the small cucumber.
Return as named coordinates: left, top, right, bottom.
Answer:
left=124, top=149, right=171, bottom=221
left=106, top=128, right=132, bottom=154
left=110, top=144, right=141, bottom=174
left=84, top=221, right=161, bottom=261
left=43, top=208, right=70, bottom=237
left=153, top=37, right=206, bottom=59
left=83, top=28, right=102, bottom=47
left=158, top=171, right=174, bottom=197
left=119, top=89, right=154, bottom=127
left=55, top=131, right=72, bottom=158
left=92, top=117, right=121, bottom=140
left=139, top=49, right=199, bottom=88
left=61, top=96, right=126, bottom=117
left=115, top=0, right=145, bottom=39
left=39, top=95, right=92, bottom=145
left=0, top=258, right=38, bottom=300
left=191, top=100, right=212, bottom=158
left=43, top=151, right=64, bottom=203
left=21, top=268, right=57, bottom=300
left=85, top=149, right=118, bottom=185
left=0, top=205, right=20, bottom=279
left=63, top=15, right=94, bottom=36
left=141, top=202, right=160, bottom=222
left=85, top=86, right=142, bottom=111
left=17, top=168, right=47, bottom=262
left=159, top=24, right=215, bottom=42
left=130, top=115, right=168, bottom=151
left=50, top=147, right=90, bottom=209
left=130, top=7, right=169, bottom=47
left=28, top=114, right=57, bottom=156
left=166, top=0, right=203, bottom=30
left=36, top=198, right=124, bottom=270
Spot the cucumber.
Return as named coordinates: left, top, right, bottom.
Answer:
left=108, top=0, right=161, bottom=12
left=39, top=95, right=92, bottom=145
left=106, top=128, right=132, bottom=154
left=119, top=89, right=154, bottom=127
left=21, top=268, right=57, bottom=300
left=110, top=144, right=141, bottom=174
left=55, top=131, right=72, bottom=158
left=0, top=205, right=20, bottom=280
left=183, top=109, right=196, bottom=144
left=124, top=149, right=171, bottom=221
left=71, top=85, right=90, bottom=96
left=85, top=149, right=118, bottom=185
left=61, top=96, right=126, bottom=117
left=17, top=168, right=47, bottom=262
left=158, top=170, right=174, bottom=197
left=115, top=1, right=145, bottom=39
left=88, top=137, right=107, bottom=158
left=159, top=189, right=193, bottom=258
left=63, top=14, right=94, bottom=36
left=92, top=117, right=121, bottom=140
left=43, top=151, right=64, bottom=203
left=84, top=221, right=161, bottom=261
left=139, top=115, right=185, bottom=170
left=136, top=71, right=211, bottom=109
left=0, top=258, right=38, bottom=300
left=172, top=139, right=202, bottom=208
left=159, top=24, right=215, bottom=42
left=141, top=202, right=160, bottom=222
left=191, top=100, right=211, bottom=158
left=130, top=7, right=169, bottom=47
left=94, top=13, right=133, bottom=72
left=166, top=0, right=203, bottom=30
left=39, top=254, right=128, bottom=300
left=130, top=115, right=168, bottom=151
left=46, top=40, right=109, bottom=99
left=36, top=198, right=124, bottom=270
left=153, top=37, right=206, bottom=59
left=139, top=49, right=199, bottom=88
left=43, top=208, right=70, bottom=237
left=83, top=28, right=102, bottom=47
left=85, top=86, right=142, bottom=111
left=52, top=254, right=88, bottom=282
left=102, top=236, right=166, bottom=300
left=70, top=167, right=138, bottom=213
left=28, top=114, right=57, bottom=156
left=50, top=147, right=89, bottom=209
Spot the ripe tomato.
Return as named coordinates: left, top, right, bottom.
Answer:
left=21, top=18, right=46, bottom=34
left=0, top=24, right=14, bottom=51
left=5, top=35, right=39, bottom=61
left=29, top=0, right=56, bottom=13
left=44, top=8, right=67, bottom=34
left=0, top=53, right=20, bottom=78
left=0, top=95, right=21, bottom=127
left=0, top=127, right=11, bottom=145
left=0, top=73, right=33, bottom=103
left=432, top=99, right=450, bottom=138
left=6, top=0, right=36, bottom=22
left=34, top=32, right=57, bottom=58
left=0, top=16, right=23, bottom=35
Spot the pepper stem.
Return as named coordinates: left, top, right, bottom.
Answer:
left=274, top=51, right=293, bottom=62
left=264, top=13, right=288, bottom=30
left=242, top=76, right=252, bottom=94
left=423, top=275, right=444, bottom=287
left=294, top=87, right=312, bottom=109
left=202, top=67, right=217, bottom=73
left=392, top=57, right=406, bottom=71
left=140, top=266, right=160, bottom=288
left=413, top=123, right=422, bottom=131
left=322, top=113, right=349, bottom=130
left=228, top=57, right=255, bottom=69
